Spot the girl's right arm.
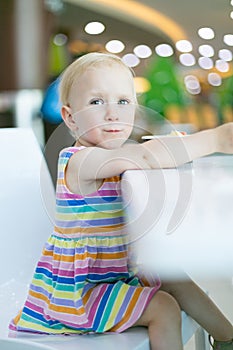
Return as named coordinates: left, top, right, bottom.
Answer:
left=67, top=122, right=233, bottom=192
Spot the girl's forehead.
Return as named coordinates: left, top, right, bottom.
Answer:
left=72, top=64, right=135, bottom=93
left=82, top=62, right=133, bottom=79
left=68, top=62, right=136, bottom=104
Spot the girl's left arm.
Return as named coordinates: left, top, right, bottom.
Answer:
left=67, top=123, right=233, bottom=185
left=141, top=122, right=233, bottom=168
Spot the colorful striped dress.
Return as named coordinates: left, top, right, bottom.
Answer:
left=10, top=147, right=161, bottom=334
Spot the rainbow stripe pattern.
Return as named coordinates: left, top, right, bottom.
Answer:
left=10, top=147, right=160, bottom=334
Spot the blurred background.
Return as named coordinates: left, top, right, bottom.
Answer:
left=1, top=0, right=233, bottom=180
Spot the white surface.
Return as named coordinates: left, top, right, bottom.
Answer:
left=122, top=155, right=233, bottom=278
left=4, top=313, right=201, bottom=350
left=0, top=128, right=55, bottom=284
left=0, top=128, right=205, bottom=349
left=0, top=338, right=55, bottom=350
left=0, top=128, right=55, bottom=339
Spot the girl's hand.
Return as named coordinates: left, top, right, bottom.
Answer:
left=214, top=122, right=233, bottom=154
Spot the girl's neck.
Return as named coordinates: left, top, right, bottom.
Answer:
left=74, top=139, right=88, bottom=148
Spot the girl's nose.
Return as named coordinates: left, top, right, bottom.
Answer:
left=104, top=103, right=119, bottom=121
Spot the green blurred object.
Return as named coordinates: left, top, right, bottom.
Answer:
left=217, top=75, right=233, bottom=107
left=212, top=75, right=233, bottom=124
left=139, top=56, right=189, bottom=121
left=48, top=37, right=69, bottom=77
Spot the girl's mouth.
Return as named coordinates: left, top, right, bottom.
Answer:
left=104, top=129, right=122, bottom=133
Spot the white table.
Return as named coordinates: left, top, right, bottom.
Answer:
left=122, top=155, right=233, bottom=278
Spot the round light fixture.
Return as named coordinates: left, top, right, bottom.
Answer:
left=105, top=40, right=125, bottom=53
left=198, top=44, right=214, bottom=57
left=223, top=34, right=233, bottom=46
left=218, top=49, right=233, bottom=61
left=184, top=76, right=201, bottom=95
left=175, top=40, right=193, bottom=52
left=53, top=33, right=68, bottom=46
left=134, top=45, right=152, bottom=58
left=198, top=56, right=213, bottom=69
left=215, top=59, right=229, bottom=72
left=208, top=73, right=222, bottom=86
left=184, top=75, right=198, bottom=83
left=155, top=44, right=174, bottom=57
left=198, top=27, right=215, bottom=40
left=122, top=53, right=140, bottom=67
left=84, top=22, right=105, bottom=35
left=179, top=53, right=196, bottom=66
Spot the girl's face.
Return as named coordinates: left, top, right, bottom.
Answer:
left=63, top=64, right=137, bottom=149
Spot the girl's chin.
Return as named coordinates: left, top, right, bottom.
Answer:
left=77, top=134, right=127, bottom=149
left=99, top=138, right=126, bottom=149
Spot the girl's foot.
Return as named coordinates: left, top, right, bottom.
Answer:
left=209, top=335, right=233, bottom=349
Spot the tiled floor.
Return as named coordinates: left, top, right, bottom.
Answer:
left=185, top=275, right=233, bottom=350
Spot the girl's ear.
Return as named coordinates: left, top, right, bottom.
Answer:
left=61, top=105, right=79, bottom=133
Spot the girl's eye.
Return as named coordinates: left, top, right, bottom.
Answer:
left=118, top=99, right=129, bottom=105
left=90, top=99, right=104, bottom=105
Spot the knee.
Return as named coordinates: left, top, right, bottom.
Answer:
left=149, top=290, right=182, bottom=325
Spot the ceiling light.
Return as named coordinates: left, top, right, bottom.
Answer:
left=223, top=34, right=233, bottom=46
left=185, top=79, right=200, bottom=90
left=184, top=75, right=200, bottom=94
left=185, top=77, right=201, bottom=94
left=179, top=53, right=196, bottom=66
left=175, top=40, right=193, bottom=52
left=215, top=59, right=229, bottom=72
left=230, top=11, right=233, bottom=19
left=218, top=49, right=233, bottom=61
left=231, top=0, right=233, bottom=5
left=44, top=0, right=64, bottom=13
left=186, top=88, right=201, bottom=95
left=184, top=75, right=199, bottom=84
left=155, top=44, right=174, bottom=57
left=53, top=33, right=68, bottom=46
left=198, top=27, right=215, bottom=40
left=105, top=40, right=125, bottom=53
left=198, top=44, right=214, bottom=57
left=84, top=22, right=105, bottom=35
left=198, top=56, right=213, bottom=69
left=122, top=53, right=140, bottom=67
left=208, top=73, right=222, bottom=86
left=134, top=45, right=152, bottom=58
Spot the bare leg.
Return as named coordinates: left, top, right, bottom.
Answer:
left=160, top=273, right=233, bottom=342
left=132, top=290, right=183, bottom=350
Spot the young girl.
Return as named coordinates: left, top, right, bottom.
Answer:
left=10, top=52, right=233, bottom=350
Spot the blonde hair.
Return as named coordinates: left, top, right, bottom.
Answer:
left=59, top=52, right=135, bottom=106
